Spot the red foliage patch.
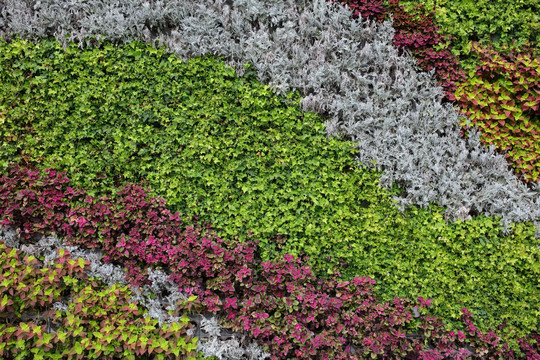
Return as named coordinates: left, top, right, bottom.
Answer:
left=455, top=43, right=540, bottom=182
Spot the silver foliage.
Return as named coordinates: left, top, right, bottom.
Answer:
left=0, top=226, right=269, bottom=360
left=0, top=0, right=538, bottom=234
left=189, top=316, right=270, bottom=360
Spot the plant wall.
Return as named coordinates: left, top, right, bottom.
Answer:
left=0, top=39, right=539, bottom=342
left=0, top=0, right=539, bottom=356
left=335, top=0, right=466, bottom=99
left=395, top=0, right=539, bottom=67
left=337, top=0, right=540, bottom=182
left=1, top=0, right=539, bottom=232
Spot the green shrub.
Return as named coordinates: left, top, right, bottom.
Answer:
left=1, top=39, right=539, bottom=338
left=373, top=206, right=540, bottom=338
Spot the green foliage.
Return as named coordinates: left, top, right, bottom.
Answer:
left=371, top=207, right=540, bottom=339
left=395, top=0, right=539, bottom=70
left=0, top=39, right=539, bottom=338
left=0, top=241, right=201, bottom=359
left=0, top=38, right=393, bottom=275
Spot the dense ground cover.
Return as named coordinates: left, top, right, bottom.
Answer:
left=1, top=39, right=539, bottom=345
left=396, top=0, right=539, bottom=65
left=1, top=0, right=539, bottom=357
left=2, top=0, right=539, bottom=237
left=335, top=0, right=466, bottom=98
left=0, top=224, right=267, bottom=360
left=455, top=43, right=540, bottom=182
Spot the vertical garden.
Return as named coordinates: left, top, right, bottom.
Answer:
left=0, top=0, right=538, bottom=358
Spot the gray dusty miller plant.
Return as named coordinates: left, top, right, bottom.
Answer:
left=0, top=0, right=538, bottom=235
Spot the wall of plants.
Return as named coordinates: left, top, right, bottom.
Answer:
left=2, top=166, right=540, bottom=358
left=1, top=0, right=539, bottom=233
left=395, top=0, right=539, bottom=63
left=0, top=38, right=539, bottom=356
left=0, top=0, right=539, bottom=358
left=0, top=223, right=263, bottom=360
left=0, top=241, right=201, bottom=359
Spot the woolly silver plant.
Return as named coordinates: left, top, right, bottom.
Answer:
left=0, top=226, right=269, bottom=360
left=191, top=316, right=270, bottom=360
left=0, top=0, right=538, bottom=235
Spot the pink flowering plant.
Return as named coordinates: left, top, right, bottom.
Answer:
left=1, top=166, right=539, bottom=359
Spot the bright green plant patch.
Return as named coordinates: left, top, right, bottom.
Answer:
left=0, top=38, right=395, bottom=275
left=0, top=39, right=539, bottom=338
